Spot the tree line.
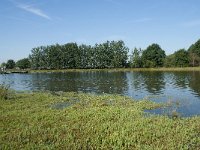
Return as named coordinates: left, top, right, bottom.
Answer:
left=1, top=39, right=200, bottom=69
left=29, top=41, right=128, bottom=69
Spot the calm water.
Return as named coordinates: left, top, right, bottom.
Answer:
left=0, top=71, right=200, bottom=117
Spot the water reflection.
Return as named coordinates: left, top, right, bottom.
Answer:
left=140, top=72, right=165, bottom=94
left=30, top=72, right=128, bottom=94
left=171, top=72, right=190, bottom=89
left=188, top=71, right=200, bottom=96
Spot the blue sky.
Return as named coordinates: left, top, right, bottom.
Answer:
left=0, top=0, right=200, bottom=63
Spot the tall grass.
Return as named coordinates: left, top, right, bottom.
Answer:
left=0, top=84, right=15, bottom=100
left=0, top=84, right=9, bottom=100
left=0, top=92, right=200, bottom=149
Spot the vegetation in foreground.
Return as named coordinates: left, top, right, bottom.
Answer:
left=0, top=89, right=200, bottom=149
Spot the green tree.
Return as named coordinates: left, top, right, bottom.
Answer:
left=95, top=41, right=114, bottom=68
left=188, top=39, right=200, bottom=57
left=101, top=41, right=113, bottom=68
left=48, top=44, right=63, bottom=69
left=92, top=40, right=128, bottom=68
left=27, top=40, right=128, bottom=69
left=6, top=59, right=15, bottom=69
left=189, top=52, right=200, bottom=67
left=164, top=54, right=175, bottom=67
left=174, top=49, right=189, bottom=67
left=29, top=47, right=43, bottom=69
left=87, top=46, right=97, bottom=69
left=142, top=44, right=166, bottom=68
left=1, top=62, right=6, bottom=68
left=110, top=40, right=129, bottom=68
left=16, top=58, right=31, bottom=69
left=130, top=48, right=142, bottom=68
left=62, top=43, right=79, bottom=69
left=188, top=39, right=200, bottom=66
left=78, top=44, right=92, bottom=69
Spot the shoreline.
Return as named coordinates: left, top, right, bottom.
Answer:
left=29, top=67, right=200, bottom=73
left=1, top=67, right=200, bottom=74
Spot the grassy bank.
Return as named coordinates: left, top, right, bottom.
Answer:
left=0, top=90, right=200, bottom=149
left=1, top=67, right=200, bottom=74
left=29, top=67, right=200, bottom=73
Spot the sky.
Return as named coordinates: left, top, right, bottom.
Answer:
left=0, top=0, right=200, bottom=63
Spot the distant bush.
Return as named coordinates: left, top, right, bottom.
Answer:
left=16, top=58, right=31, bottom=69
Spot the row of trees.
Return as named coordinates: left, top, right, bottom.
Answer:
left=1, top=39, right=200, bottom=69
left=1, top=58, right=30, bottom=70
left=130, top=44, right=166, bottom=68
left=130, top=39, right=200, bottom=68
left=163, top=40, right=200, bottom=67
left=29, top=41, right=128, bottom=69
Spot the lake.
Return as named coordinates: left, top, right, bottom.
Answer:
left=0, top=71, right=200, bottom=117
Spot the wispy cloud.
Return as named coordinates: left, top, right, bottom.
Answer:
left=17, top=3, right=51, bottom=20
left=182, top=20, right=200, bottom=27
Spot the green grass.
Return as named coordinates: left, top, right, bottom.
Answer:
left=29, top=67, right=200, bottom=73
left=2, top=67, right=200, bottom=74
left=0, top=91, right=200, bottom=149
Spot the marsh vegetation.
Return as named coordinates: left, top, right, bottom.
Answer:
left=0, top=89, right=200, bottom=149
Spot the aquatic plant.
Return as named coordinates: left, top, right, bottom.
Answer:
left=0, top=92, right=199, bottom=149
